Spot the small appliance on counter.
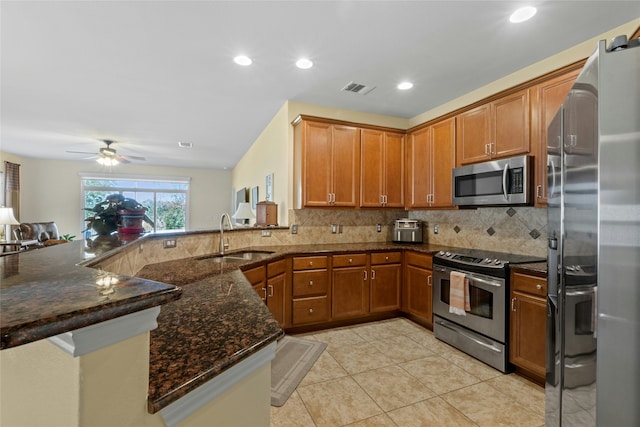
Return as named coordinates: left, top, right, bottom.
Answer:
left=392, top=219, right=423, bottom=243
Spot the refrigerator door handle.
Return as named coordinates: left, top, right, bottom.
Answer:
left=592, top=286, right=598, bottom=339
left=547, top=237, right=559, bottom=297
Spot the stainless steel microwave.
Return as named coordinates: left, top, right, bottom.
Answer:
left=452, top=155, right=533, bottom=206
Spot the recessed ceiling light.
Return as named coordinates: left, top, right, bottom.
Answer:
left=509, top=6, right=537, bottom=23
left=233, top=55, right=252, bottom=66
left=397, top=82, right=414, bottom=90
left=296, top=58, right=313, bottom=69
left=178, top=141, right=193, bottom=149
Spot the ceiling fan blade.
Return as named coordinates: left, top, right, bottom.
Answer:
left=115, top=156, right=131, bottom=164
left=66, top=150, right=99, bottom=155
left=121, top=154, right=146, bottom=161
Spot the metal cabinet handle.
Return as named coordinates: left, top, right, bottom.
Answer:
left=349, top=258, right=353, bottom=263
left=309, top=308, right=314, bottom=314
left=511, top=297, right=516, bottom=311
left=536, top=284, right=542, bottom=290
left=428, top=275, right=432, bottom=287
left=268, top=285, right=274, bottom=297
left=309, top=261, right=313, bottom=266
left=385, top=256, right=389, bottom=261
left=536, top=184, right=542, bottom=199
left=309, top=280, right=313, bottom=286
left=371, top=269, right=376, bottom=280
left=364, top=270, right=368, bottom=280
left=261, top=287, right=267, bottom=301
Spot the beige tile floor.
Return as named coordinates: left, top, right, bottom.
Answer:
left=271, top=318, right=545, bottom=427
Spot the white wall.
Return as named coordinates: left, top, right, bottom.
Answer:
left=14, top=155, right=231, bottom=237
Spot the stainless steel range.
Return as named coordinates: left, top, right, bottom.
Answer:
left=432, top=249, right=544, bottom=372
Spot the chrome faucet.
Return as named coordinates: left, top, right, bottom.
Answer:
left=219, top=213, right=233, bottom=255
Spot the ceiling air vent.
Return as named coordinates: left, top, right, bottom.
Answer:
left=342, top=81, right=376, bottom=95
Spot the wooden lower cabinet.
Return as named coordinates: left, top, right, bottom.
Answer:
left=510, top=270, right=547, bottom=382
left=292, top=255, right=330, bottom=326
left=266, top=259, right=287, bottom=327
left=244, top=261, right=288, bottom=328
left=403, top=251, right=433, bottom=327
left=332, top=253, right=369, bottom=319
left=370, top=252, right=402, bottom=312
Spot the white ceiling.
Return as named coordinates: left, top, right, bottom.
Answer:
left=1, top=1, right=639, bottom=170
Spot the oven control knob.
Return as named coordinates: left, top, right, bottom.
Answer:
left=485, top=258, right=492, bottom=264
left=494, top=259, right=501, bottom=265
left=439, top=251, right=445, bottom=256
left=445, top=252, right=452, bottom=257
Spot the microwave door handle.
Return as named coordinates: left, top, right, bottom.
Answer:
left=502, top=163, right=509, bottom=200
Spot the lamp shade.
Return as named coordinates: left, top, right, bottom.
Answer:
left=0, top=207, right=19, bottom=225
left=232, top=202, right=255, bottom=220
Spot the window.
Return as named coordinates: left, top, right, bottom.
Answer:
left=81, top=174, right=190, bottom=234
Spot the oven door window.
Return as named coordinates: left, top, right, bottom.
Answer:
left=440, top=277, right=494, bottom=319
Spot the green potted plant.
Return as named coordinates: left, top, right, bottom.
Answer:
left=84, top=193, right=154, bottom=235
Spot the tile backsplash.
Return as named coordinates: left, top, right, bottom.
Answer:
left=94, top=207, right=547, bottom=276
left=408, top=207, right=547, bottom=257
left=289, top=207, right=547, bottom=257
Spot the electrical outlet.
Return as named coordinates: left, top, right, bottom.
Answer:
left=291, top=224, right=298, bottom=234
left=434, top=224, right=439, bottom=234
left=376, top=224, right=382, bottom=232
left=331, top=224, right=337, bottom=234
left=163, top=239, right=177, bottom=249
left=261, top=230, right=271, bottom=237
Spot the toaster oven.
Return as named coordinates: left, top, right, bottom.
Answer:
left=392, top=219, right=423, bottom=243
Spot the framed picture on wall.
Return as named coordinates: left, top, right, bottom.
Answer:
left=251, top=186, right=259, bottom=210
left=265, top=173, right=273, bottom=201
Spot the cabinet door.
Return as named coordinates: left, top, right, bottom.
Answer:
left=404, top=264, right=433, bottom=325
left=332, top=266, right=369, bottom=319
left=267, top=272, right=286, bottom=327
left=492, top=89, right=530, bottom=159
left=370, top=263, right=401, bottom=312
left=430, top=118, right=456, bottom=208
left=303, top=121, right=333, bottom=206
left=510, top=291, right=546, bottom=378
left=456, top=103, right=491, bottom=165
left=332, top=125, right=360, bottom=207
left=383, top=132, right=405, bottom=208
left=532, top=69, right=580, bottom=207
left=360, top=129, right=385, bottom=207
left=406, top=127, right=431, bottom=208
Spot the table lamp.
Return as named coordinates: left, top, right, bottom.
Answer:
left=232, top=202, right=255, bottom=227
left=0, top=207, right=20, bottom=242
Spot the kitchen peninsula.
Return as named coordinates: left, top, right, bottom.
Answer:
left=0, top=232, right=284, bottom=427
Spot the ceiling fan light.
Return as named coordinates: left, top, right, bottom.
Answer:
left=97, top=157, right=119, bottom=166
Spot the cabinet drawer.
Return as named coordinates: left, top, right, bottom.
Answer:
left=293, top=271, right=329, bottom=297
left=292, top=297, right=330, bottom=325
left=332, top=253, right=367, bottom=268
left=512, top=272, right=547, bottom=297
left=292, top=256, right=328, bottom=271
left=405, top=251, right=432, bottom=269
left=371, top=251, right=402, bottom=265
left=243, top=266, right=265, bottom=286
left=267, top=258, right=286, bottom=278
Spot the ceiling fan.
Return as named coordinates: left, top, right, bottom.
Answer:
left=66, top=139, right=146, bottom=165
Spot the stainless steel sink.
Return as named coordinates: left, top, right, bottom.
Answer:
left=195, top=250, right=274, bottom=263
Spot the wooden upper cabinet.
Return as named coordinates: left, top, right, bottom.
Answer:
left=531, top=68, right=580, bottom=207
left=456, top=89, right=530, bottom=166
left=294, top=118, right=360, bottom=208
left=360, top=129, right=405, bottom=208
left=406, top=117, right=455, bottom=209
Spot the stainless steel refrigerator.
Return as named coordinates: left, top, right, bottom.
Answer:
left=546, top=35, right=640, bottom=426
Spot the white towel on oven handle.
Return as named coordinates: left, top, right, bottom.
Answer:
left=449, top=271, right=470, bottom=316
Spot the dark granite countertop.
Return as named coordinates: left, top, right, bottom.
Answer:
left=511, top=261, right=548, bottom=275
left=136, top=241, right=455, bottom=413
left=0, top=238, right=182, bottom=350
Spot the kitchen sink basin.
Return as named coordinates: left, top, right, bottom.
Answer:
left=195, top=250, right=275, bottom=263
